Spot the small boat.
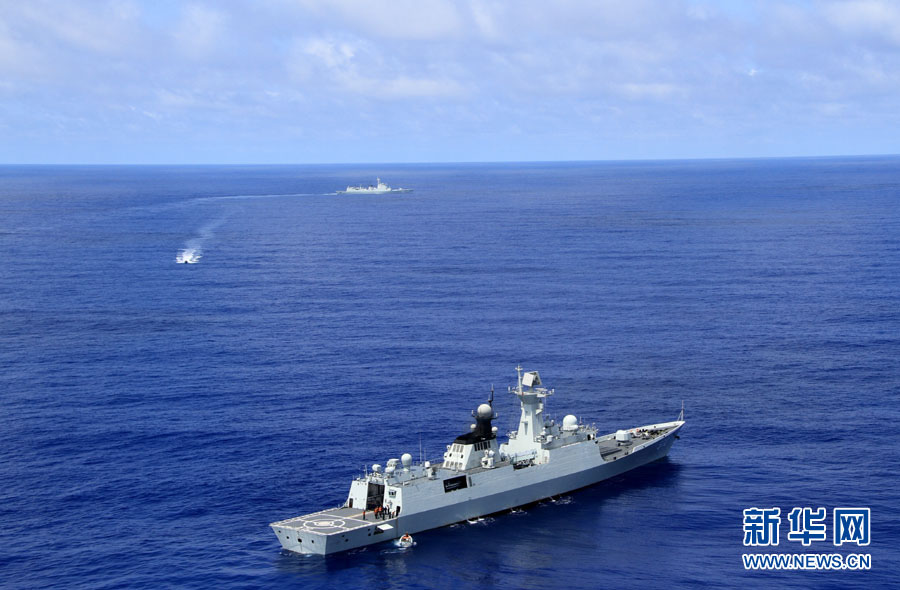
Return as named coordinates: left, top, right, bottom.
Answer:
left=176, top=249, right=200, bottom=264
left=338, top=178, right=411, bottom=194
left=396, top=533, right=414, bottom=548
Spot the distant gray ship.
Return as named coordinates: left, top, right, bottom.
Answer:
left=338, top=178, right=411, bottom=194
left=271, top=366, right=685, bottom=555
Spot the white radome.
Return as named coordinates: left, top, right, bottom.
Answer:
left=477, top=403, right=493, bottom=419
left=562, top=414, right=579, bottom=431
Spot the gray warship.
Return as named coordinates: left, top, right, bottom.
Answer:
left=271, top=366, right=685, bottom=555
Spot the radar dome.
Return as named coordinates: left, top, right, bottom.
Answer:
left=476, top=403, right=493, bottom=419
left=372, top=464, right=382, bottom=473
left=401, top=453, right=413, bottom=467
left=562, top=415, right=578, bottom=431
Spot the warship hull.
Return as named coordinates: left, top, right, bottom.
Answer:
left=271, top=419, right=682, bottom=555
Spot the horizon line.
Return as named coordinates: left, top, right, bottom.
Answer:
left=1, top=153, right=898, bottom=167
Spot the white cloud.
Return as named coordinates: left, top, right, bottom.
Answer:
left=338, top=72, right=465, bottom=99
left=615, top=82, right=685, bottom=100
left=2, top=0, right=900, bottom=162
left=173, top=4, right=227, bottom=59
left=468, top=0, right=501, bottom=39
left=825, top=0, right=900, bottom=45
left=291, top=0, right=464, bottom=40
left=0, top=20, right=36, bottom=76
left=303, top=38, right=356, bottom=68
left=16, top=0, right=143, bottom=54
left=289, top=34, right=465, bottom=99
left=815, top=101, right=849, bottom=116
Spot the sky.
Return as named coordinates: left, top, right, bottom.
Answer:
left=1, top=0, right=899, bottom=164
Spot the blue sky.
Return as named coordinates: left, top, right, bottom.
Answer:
left=1, top=0, right=898, bottom=163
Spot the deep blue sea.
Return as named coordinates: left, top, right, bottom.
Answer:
left=1, top=159, right=898, bottom=589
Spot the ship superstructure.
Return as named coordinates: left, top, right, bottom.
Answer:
left=271, top=366, right=684, bottom=555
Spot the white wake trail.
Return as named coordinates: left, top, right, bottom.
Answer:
left=175, top=248, right=201, bottom=264
left=176, top=215, right=228, bottom=265
left=169, top=192, right=323, bottom=265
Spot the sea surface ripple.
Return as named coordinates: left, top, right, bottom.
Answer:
left=1, top=159, right=898, bottom=589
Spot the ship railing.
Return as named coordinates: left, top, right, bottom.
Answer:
left=505, top=449, right=537, bottom=464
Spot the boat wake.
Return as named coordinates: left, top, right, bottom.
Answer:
left=128, top=192, right=323, bottom=215
left=176, top=215, right=227, bottom=265
left=541, top=495, right=573, bottom=506
left=176, top=248, right=201, bottom=264
left=120, top=191, right=325, bottom=265
left=193, top=192, right=319, bottom=203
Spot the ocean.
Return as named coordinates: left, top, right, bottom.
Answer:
left=1, top=158, right=898, bottom=589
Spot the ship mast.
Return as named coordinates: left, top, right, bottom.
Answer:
left=506, top=365, right=553, bottom=455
